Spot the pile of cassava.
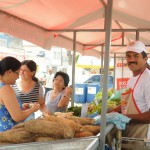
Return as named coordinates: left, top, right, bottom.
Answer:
left=0, top=112, right=100, bottom=145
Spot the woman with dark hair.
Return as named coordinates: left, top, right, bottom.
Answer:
left=0, top=57, right=40, bottom=131
left=45, top=71, right=72, bottom=113
left=12, top=60, right=48, bottom=121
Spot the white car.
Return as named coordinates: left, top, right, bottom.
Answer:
left=75, top=74, right=113, bottom=88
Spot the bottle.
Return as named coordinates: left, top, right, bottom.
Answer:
left=121, top=100, right=127, bottom=115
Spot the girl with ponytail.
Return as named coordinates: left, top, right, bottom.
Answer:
left=12, top=60, right=49, bottom=121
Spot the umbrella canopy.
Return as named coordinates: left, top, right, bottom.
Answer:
left=0, top=0, right=150, bottom=58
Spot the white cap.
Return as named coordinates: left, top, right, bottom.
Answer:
left=126, top=41, right=147, bottom=53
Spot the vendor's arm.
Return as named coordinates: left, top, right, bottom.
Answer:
left=1, top=85, right=40, bottom=122
left=126, top=110, right=150, bottom=124
left=107, top=105, right=121, bottom=113
left=58, top=87, right=73, bottom=108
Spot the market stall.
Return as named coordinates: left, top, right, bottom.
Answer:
left=0, top=1, right=150, bottom=150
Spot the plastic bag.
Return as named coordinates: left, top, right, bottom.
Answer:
left=88, top=111, right=99, bottom=118
left=93, top=112, right=131, bottom=130
left=108, top=89, right=124, bottom=101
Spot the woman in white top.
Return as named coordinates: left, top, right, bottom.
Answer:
left=45, top=71, right=72, bottom=113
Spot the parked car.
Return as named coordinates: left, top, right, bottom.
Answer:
left=82, top=74, right=114, bottom=89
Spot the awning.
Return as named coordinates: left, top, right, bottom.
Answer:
left=0, top=0, right=150, bottom=58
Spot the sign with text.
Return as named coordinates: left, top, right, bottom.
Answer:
left=117, top=78, right=129, bottom=90
left=116, top=62, right=127, bottom=68
left=116, top=58, right=128, bottom=68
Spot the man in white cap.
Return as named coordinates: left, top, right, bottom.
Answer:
left=109, top=41, right=150, bottom=139
left=44, top=66, right=54, bottom=97
left=122, top=41, right=150, bottom=139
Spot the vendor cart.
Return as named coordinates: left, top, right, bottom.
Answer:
left=121, top=137, right=150, bottom=150
left=113, top=130, right=150, bottom=150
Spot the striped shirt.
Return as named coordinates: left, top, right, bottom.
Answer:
left=12, top=82, right=43, bottom=103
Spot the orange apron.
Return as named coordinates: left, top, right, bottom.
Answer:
left=121, top=73, right=149, bottom=138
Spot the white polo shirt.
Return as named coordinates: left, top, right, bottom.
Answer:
left=127, top=68, right=150, bottom=138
